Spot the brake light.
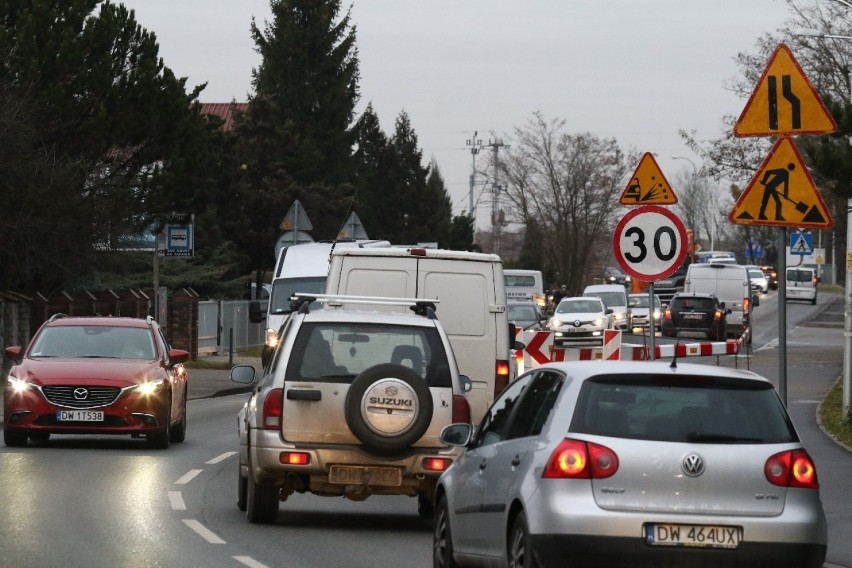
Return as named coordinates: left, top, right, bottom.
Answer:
left=423, top=457, right=452, bottom=472
left=764, top=449, right=819, bottom=489
left=494, top=360, right=510, bottom=396
left=452, top=394, right=471, bottom=424
left=262, top=388, right=284, bottom=430
left=409, top=247, right=427, bottom=256
left=663, top=308, right=672, bottom=321
left=279, top=451, right=310, bottom=465
left=743, top=296, right=750, bottom=316
left=714, top=310, right=723, bottom=322
left=543, top=439, right=619, bottom=479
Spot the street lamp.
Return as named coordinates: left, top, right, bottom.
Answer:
left=672, top=155, right=698, bottom=175
left=795, top=22, right=852, bottom=418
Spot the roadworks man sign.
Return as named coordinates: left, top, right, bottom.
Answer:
left=728, top=136, right=833, bottom=229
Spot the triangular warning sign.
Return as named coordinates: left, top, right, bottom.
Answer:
left=338, top=211, right=369, bottom=239
left=280, top=199, right=313, bottom=231
left=619, top=153, right=678, bottom=205
left=735, top=44, right=837, bottom=137
left=728, top=136, right=833, bottom=229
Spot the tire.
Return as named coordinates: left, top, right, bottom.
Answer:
left=344, top=364, right=433, bottom=454
left=246, top=470, right=279, bottom=524
left=237, top=460, right=248, bottom=512
left=433, top=496, right=460, bottom=568
left=170, top=390, right=187, bottom=443
left=508, top=511, right=539, bottom=568
left=147, top=394, right=171, bottom=449
left=4, top=429, right=28, bottom=447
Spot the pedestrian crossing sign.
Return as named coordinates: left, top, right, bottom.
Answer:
left=619, top=153, right=678, bottom=205
left=728, top=136, right=833, bottom=229
left=790, top=232, right=814, bottom=256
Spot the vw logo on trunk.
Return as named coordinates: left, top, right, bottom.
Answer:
left=73, top=388, right=89, bottom=400
left=682, top=453, right=705, bottom=477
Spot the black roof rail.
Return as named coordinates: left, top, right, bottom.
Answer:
left=411, top=301, right=438, bottom=319
left=290, top=296, right=316, bottom=314
left=47, top=313, right=68, bottom=323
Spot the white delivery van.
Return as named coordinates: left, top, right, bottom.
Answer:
left=250, top=240, right=390, bottom=364
left=684, top=263, right=759, bottom=339
left=786, top=266, right=818, bottom=305
left=582, top=284, right=630, bottom=331
left=325, top=247, right=511, bottom=423
left=504, top=269, right=546, bottom=309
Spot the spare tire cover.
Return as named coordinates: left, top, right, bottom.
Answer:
left=344, top=363, right=434, bottom=454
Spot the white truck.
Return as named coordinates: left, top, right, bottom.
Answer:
left=504, top=269, right=545, bottom=309
left=249, top=240, right=390, bottom=364
left=684, top=263, right=759, bottom=339
left=324, top=247, right=513, bottom=423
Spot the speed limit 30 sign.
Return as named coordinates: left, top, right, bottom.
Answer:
left=613, top=205, right=687, bottom=281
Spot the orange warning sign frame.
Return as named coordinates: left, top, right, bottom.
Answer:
left=619, top=153, right=678, bottom=205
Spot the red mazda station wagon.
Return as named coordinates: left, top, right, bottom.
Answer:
left=3, top=314, right=189, bottom=449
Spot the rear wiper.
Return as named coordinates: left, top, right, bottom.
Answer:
left=686, top=433, right=763, bottom=443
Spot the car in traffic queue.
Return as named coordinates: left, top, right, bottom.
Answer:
left=628, top=293, right=662, bottom=332
left=661, top=292, right=730, bottom=341
left=603, top=266, right=632, bottom=287
left=507, top=300, right=546, bottom=331
left=230, top=294, right=472, bottom=524
left=760, top=264, right=779, bottom=290
left=3, top=314, right=190, bottom=449
left=433, top=361, right=827, bottom=568
left=746, top=265, right=770, bottom=294
left=546, top=297, right=612, bottom=346
left=582, top=284, right=631, bottom=331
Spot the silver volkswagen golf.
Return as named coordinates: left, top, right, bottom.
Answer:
left=433, top=361, right=827, bottom=568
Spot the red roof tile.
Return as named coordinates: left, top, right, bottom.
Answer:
left=200, top=102, right=248, bottom=131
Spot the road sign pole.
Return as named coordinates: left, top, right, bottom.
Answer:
left=778, top=228, right=787, bottom=406
left=648, top=282, right=656, bottom=361
left=844, top=198, right=852, bottom=418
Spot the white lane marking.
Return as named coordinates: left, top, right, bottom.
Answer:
left=168, top=491, right=186, bottom=511
left=174, top=469, right=203, bottom=485
left=234, top=557, right=271, bottom=568
left=207, top=451, right=237, bottom=464
left=183, top=519, right=225, bottom=544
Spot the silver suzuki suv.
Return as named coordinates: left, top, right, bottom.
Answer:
left=231, top=294, right=473, bottom=524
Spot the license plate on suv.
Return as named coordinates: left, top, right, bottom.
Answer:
left=645, top=523, right=741, bottom=549
left=56, top=410, right=104, bottom=422
left=329, top=465, right=402, bottom=486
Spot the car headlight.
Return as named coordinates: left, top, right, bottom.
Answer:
left=136, top=379, right=166, bottom=396
left=8, top=376, right=31, bottom=393
left=653, top=309, right=662, bottom=319
left=593, top=317, right=605, bottom=326
left=265, top=328, right=280, bottom=349
left=549, top=318, right=562, bottom=327
left=613, top=312, right=626, bottom=321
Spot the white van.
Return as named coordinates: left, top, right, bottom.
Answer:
left=684, top=263, right=759, bottom=338
left=786, top=267, right=818, bottom=305
left=582, top=284, right=630, bottom=330
left=250, top=240, right=390, bottom=363
left=504, top=269, right=545, bottom=309
left=325, top=247, right=511, bottom=423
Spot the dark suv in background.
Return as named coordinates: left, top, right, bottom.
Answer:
left=661, top=292, right=730, bottom=341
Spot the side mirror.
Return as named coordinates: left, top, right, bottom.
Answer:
left=752, top=294, right=760, bottom=308
left=4, top=345, right=22, bottom=363
left=459, top=374, right=473, bottom=393
left=249, top=300, right=265, bottom=324
left=440, top=423, right=473, bottom=446
left=230, top=364, right=258, bottom=385
left=606, top=308, right=614, bottom=314
left=169, top=348, right=190, bottom=365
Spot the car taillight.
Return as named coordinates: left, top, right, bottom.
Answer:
left=663, top=308, right=672, bottom=321
left=262, top=388, right=284, bottom=430
left=764, top=449, right=819, bottom=489
left=423, top=457, right=453, bottom=472
left=714, top=310, right=723, bottom=322
left=494, top=360, right=510, bottom=396
left=542, top=439, right=619, bottom=479
left=452, top=394, right=471, bottom=424
left=279, top=451, right=310, bottom=465
left=743, top=297, right=750, bottom=316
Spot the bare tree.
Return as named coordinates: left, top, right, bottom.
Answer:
left=484, top=112, right=635, bottom=293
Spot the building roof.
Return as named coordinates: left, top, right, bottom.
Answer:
left=200, top=102, right=248, bottom=131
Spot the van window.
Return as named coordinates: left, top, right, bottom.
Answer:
left=270, top=276, right=327, bottom=314
left=505, top=274, right=537, bottom=287
left=787, top=269, right=814, bottom=283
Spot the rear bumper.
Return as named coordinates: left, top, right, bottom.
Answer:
left=530, top=534, right=825, bottom=568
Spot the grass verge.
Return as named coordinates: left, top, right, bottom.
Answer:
left=819, top=378, right=852, bottom=449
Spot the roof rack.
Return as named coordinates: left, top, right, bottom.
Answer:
left=291, top=293, right=440, bottom=319
left=47, top=313, right=68, bottom=322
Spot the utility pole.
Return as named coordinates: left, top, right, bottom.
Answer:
left=466, top=132, right=483, bottom=219
left=486, top=138, right=508, bottom=254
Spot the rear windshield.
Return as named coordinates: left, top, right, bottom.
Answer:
left=671, top=298, right=715, bottom=311
left=569, top=374, right=797, bottom=444
left=285, top=322, right=452, bottom=387
left=787, top=269, right=814, bottom=283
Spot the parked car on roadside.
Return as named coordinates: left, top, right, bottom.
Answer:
left=547, top=297, right=612, bottom=346
left=433, top=361, right=827, bottom=568
left=3, top=314, right=190, bottom=449
left=661, top=292, right=729, bottom=341
left=231, top=294, right=472, bottom=524
left=787, top=267, right=818, bottom=305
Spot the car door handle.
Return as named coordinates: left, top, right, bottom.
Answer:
left=511, top=455, right=521, bottom=467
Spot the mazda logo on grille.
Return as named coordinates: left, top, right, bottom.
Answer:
left=682, top=453, right=705, bottom=477
left=385, top=385, right=399, bottom=396
left=73, top=388, right=89, bottom=400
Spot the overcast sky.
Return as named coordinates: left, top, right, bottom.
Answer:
left=122, top=0, right=792, bottom=226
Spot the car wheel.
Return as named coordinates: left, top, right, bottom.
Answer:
left=433, top=496, right=460, bottom=568
left=345, top=364, right=433, bottom=455
left=4, top=429, right=28, bottom=447
left=170, top=390, right=187, bottom=443
left=508, top=511, right=539, bottom=568
left=237, top=460, right=248, bottom=512
left=246, top=470, right=279, bottom=524
left=147, top=394, right=172, bottom=449
left=418, top=493, right=435, bottom=518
